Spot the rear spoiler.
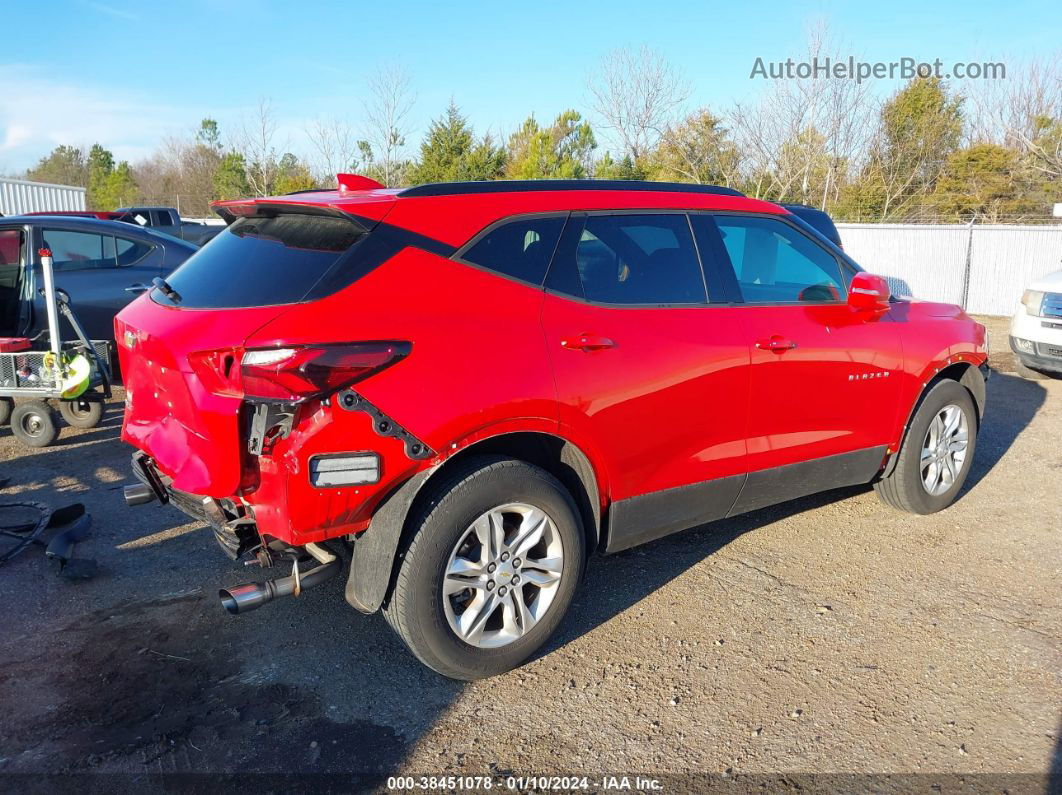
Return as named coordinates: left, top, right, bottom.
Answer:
left=212, top=173, right=386, bottom=226
left=211, top=201, right=373, bottom=229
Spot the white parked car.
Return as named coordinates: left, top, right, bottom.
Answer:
left=1010, top=269, right=1062, bottom=379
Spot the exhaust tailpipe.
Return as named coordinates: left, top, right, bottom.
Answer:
left=219, top=554, right=340, bottom=615
left=123, top=483, right=156, bottom=506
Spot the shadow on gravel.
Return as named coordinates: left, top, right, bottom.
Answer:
left=552, top=483, right=868, bottom=654
left=960, top=371, right=1046, bottom=495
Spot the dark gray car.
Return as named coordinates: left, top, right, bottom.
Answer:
left=0, top=216, right=198, bottom=343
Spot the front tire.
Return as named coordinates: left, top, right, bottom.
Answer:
left=382, top=456, right=586, bottom=680
left=874, top=379, right=978, bottom=514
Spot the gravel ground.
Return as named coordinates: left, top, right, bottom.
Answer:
left=0, top=315, right=1058, bottom=789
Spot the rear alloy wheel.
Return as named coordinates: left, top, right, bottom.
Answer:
left=59, top=394, right=104, bottom=429
left=874, top=379, right=978, bottom=514
left=10, top=401, right=60, bottom=448
left=383, top=456, right=585, bottom=680
left=443, top=503, right=565, bottom=649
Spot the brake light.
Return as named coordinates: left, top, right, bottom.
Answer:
left=190, top=342, right=410, bottom=402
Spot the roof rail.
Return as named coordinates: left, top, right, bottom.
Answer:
left=397, top=179, right=744, bottom=198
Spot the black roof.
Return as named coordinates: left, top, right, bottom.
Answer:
left=397, top=180, right=744, bottom=198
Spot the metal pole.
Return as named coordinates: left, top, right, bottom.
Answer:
left=38, top=248, right=61, bottom=357
left=960, top=218, right=976, bottom=311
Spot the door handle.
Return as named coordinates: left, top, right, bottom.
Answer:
left=560, top=334, right=616, bottom=352
left=755, top=335, right=798, bottom=353
left=125, top=283, right=150, bottom=294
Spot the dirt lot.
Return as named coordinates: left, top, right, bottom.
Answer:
left=0, top=315, right=1058, bottom=788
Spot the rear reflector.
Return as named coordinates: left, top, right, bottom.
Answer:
left=309, top=453, right=380, bottom=487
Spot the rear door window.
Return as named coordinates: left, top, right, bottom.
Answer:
left=714, top=215, right=845, bottom=303
left=459, top=215, right=565, bottom=285
left=42, top=229, right=117, bottom=271
left=561, top=214, right=707, bottom=305
left=159, top=212, right=366, bottom=308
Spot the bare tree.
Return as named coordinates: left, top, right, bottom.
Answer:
left=587, top=45, right=690, bottom=161
left=233, top=99, right=281, bottom=196
left=363, top=64, right=415, bottom=186
left=730, top=22, right=876, bottom=207
left=966, top=55, right=1062, bottom=179
left=306, top=116, right=361, bottom=185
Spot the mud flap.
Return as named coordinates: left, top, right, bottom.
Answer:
left=344, top=467, right=436, bottom=614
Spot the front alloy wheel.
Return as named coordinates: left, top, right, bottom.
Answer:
left=873, top=378, right=978, bottom=514
left=444, top=503, right=565, bottom=648
left=919, top=404, right=969, bottom=496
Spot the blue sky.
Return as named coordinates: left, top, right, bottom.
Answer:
left=1, top=0, right=1057, bottom=174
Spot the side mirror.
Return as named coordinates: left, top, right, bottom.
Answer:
left=848, top=272, right=891, bottom=312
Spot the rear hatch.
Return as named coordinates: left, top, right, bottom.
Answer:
left=117, top=204, right=384, bottom=496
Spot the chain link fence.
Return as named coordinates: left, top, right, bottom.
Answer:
left=838, top=222, right=1062, bottom=316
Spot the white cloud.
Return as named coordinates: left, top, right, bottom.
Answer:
left=0, top=65, right=234, bottom=172
left=83, top=1, right=139, bottom=21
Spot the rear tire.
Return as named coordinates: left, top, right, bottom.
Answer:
left=59, top=394, right=104, bottom=429
left=874, top=379, right=978, bottom=514
left=382, top=456, right=585, bottom=680
left=0, top=397, right=12, bottom=426
left=10, top=401, right=60, bottom=448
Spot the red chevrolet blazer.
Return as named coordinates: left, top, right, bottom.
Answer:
left=117, top=177, right=989, bottom=679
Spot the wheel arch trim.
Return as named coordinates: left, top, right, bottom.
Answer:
left=345, top=427, right=604, bottom=614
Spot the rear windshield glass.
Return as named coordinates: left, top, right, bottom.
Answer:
left=157, top=213, right=365, bottom=308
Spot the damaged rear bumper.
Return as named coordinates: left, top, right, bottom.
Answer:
left=128, top=452, right=260, bottom=559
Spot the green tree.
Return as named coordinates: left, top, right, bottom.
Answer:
left=506, top=110, right=596, bottom=179
left=933, top=143, right=1048, bottom=222
left=592, top=152, right=645, bottom=180
left=409, top=102, right=506, bottom=184
left=844, top=78, right=963, bottom=220
left=646, top=109, right=739, bottom=186
left=25, top=145, right=88, bottom=187
left=273, top=153, right=317, bottom=194
left=93, top=161, right=139, bottom=210
left=196, top=118, right=222, bottom=151
left=213, top=152, right=251, bottom=200
left=86, top=144, right=118, bottom=209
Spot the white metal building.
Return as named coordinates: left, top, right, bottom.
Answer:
left=0, top=177, right=87, bottom=216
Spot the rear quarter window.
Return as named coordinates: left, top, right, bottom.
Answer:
left=458, top=215, right=566, bottom=285
left=158, top=213, right=366, bottom=308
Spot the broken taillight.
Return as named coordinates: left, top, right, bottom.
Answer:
left=190, top=342, right=410, bottom=402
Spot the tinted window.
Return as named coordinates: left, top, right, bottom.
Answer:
left=715, top=215, right=844, bottom=303
left=159, top=213, right=365, bottom=308
left=115, top=236, right=153, bottom=266
left=42, top=230, right=117, bottom=271
left=153, top=210, right=175, bottom=226
left=0, top=229, right=23, bottom=336
left=461, top=216, right=565, bottom=285
left=572, top=214, right=705, bottom=305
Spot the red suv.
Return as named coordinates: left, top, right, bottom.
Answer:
left=117, top=177, right=989, bottom=679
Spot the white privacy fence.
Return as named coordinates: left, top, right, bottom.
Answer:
left=837, top=223, right=1062, bottom=316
